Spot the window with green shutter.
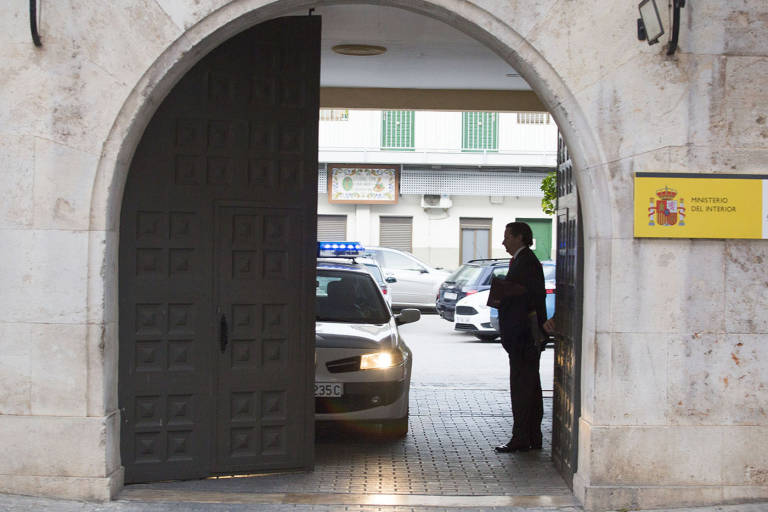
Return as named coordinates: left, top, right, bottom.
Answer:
left=461, top=112, right=498, bottom=152
left=381, top=110, right=415, bottom=151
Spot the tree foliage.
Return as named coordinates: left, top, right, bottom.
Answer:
left=540, top=170, right=557, bottom=215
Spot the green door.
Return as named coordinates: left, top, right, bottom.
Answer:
left=516, top=217, right=552, bottom=261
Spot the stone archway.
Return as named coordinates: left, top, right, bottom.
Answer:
left=89, top=0, right=609, bottom=501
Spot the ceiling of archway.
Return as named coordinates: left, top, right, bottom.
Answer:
left=289, top=4, right=542, bottom=111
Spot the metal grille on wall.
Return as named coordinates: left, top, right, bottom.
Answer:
left=400, top=168, right=546, bottom=197
left=318, top=166, right=327, bottom=194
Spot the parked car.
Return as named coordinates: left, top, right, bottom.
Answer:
left=315, top=254, right=420, bottom=437
left=359, top=257, right=396, bottom=306
left=361, top=246, right=450, bottom=309
left=436, top=258, right=510, bottom=322
left=488, top=261, right=556, bottom=335
left=453, top=289, right=499, bottom=341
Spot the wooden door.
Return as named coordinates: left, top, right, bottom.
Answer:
left=119, top=16, right=320, bottom=483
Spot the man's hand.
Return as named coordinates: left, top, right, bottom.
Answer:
left=542, top=317, right=555, bottom=334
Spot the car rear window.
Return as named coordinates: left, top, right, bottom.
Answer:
left=362, top=262, right=385, bottom=284
left=316, top=270, right=390, bottom=324
left=488, top=265, right=509, bottom=281
left=446, top=264, right=484, bottom=284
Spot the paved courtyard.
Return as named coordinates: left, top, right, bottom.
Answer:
left=115, top=387, right=572, bottom=509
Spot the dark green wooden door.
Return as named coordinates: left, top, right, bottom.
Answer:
left=119, top=16, right=320, bottom=483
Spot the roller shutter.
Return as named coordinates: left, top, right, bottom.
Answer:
left=379, top=216, right=413, bottom=252
left=317, top=215, right=347, bottom=241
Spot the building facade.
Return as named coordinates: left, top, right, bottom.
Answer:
left=317, top=109, right=558, bottom=268
left=0, top=2, right=766, bottom=511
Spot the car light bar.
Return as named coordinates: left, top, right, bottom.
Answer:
left=317, top=241, right=364, bottom=258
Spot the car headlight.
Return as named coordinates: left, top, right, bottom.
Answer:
left=359, top=350, right=404, bottom=370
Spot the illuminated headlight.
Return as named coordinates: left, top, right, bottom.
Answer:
left=359, top=350, right=404, bottom=370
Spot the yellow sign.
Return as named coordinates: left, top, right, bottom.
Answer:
left=634, top=173, right=768, bottom=239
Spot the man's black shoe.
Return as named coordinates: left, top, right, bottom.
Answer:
left=494, top=442, right=530, bottom=453
left=530, top=443, right=543, bottom=450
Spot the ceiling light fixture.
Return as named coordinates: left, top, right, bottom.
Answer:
left=332, top=44, right=387, bottom=56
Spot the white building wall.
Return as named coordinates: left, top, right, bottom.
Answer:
left=319, top=110, right=558, bottom=167
left=318, top=193, right=553, bottom=270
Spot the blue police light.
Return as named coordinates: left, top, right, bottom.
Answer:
left=318, top=241, right=364, bottom=258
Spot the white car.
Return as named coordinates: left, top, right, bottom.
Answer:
left=358, top=257, right=396, bottom=306
left=315, top=257, right=420, bottom=437
left=362, top=246, right=450, bottom=309
left=453, top=289, right=499, bottom=341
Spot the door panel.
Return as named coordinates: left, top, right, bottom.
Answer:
left=119, top=16, right=320, bottom=483
left=215, top=205, right=308, bottom=472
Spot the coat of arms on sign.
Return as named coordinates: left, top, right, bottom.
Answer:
left=648, top=186, right=686, bottom=226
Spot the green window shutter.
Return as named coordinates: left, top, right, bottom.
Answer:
left=461, top=112, right=498, bottom=152
left=381, top=110, right=415, bottom=151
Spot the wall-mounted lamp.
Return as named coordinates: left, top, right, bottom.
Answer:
left=30, top=0, right=42, bottom=47
left=637, top=0, right=686, bottom=55
left=637, top=0, right=664, bottom=45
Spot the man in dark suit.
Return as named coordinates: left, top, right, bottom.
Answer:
left=490, top=222, right=546, bottom=452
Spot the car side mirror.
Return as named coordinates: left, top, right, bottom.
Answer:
left=395, top=308, right=420, bottom=326
left=385, top=276, right=397, bottom=283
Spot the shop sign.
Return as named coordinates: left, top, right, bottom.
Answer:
left=328, top=164, right=399, bottom=204
left=634, top=172, right=768, bottom=239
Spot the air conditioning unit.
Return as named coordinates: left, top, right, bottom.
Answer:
left=421, top=194, right=452, bottom=209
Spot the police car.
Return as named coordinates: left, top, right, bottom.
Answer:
left=315, top=242, right=420, bottom=437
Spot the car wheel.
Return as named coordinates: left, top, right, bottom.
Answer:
left=475, top=333, right=499, bottom=342
left=380, top=415, right=408, bottom=438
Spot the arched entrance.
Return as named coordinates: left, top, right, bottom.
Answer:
left=94, top=0, right=606, bottom=496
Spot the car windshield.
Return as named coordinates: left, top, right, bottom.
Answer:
left=446, top=264, right=483, bottom=284
left=316, top=270, right=390, bottom=324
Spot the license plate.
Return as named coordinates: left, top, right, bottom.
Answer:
left=444, top=292, right=457, bottom=300
left=456, top=315, right=469, bottom=323
left=314, top=382, right=343, bottom=397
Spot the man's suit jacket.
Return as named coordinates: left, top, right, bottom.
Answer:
left=498, top=247, right=546, bottom=352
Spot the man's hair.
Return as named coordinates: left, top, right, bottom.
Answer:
left=505, top=221, right=534, bottom=247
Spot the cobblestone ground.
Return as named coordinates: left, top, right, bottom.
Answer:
left=126, top=387, right=568, bottom=497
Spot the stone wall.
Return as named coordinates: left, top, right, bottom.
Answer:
left=0, top=0, right=765, bottom=509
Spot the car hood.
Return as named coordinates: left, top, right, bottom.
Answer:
left=316, top=320, right=398, bottom=350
